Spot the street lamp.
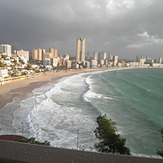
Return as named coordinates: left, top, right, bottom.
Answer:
left=76, top=129, right=79, bottom=150
left=21, top=121, right=30, bottom=137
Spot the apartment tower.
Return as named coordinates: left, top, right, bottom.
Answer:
left=49, top=48, right=58, bottom=58
left=0, top=44, right=12, bottom=57
left=76, top=38, right=86, bottom=62
left=32, top=49, right=45, bottom=60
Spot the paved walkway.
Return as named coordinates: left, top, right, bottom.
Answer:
left=0, top=139, right=162, bottom=163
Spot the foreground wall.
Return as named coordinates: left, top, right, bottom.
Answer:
left=0, top=140, right=162, bottom=163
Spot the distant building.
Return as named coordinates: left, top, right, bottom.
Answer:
left=76, top=38, right=86, bottom=62
left=117, top=63, right=122, bottom=67
left=58, top=55, right=63, bottom=66
left=82, top=61, right=90, bottom=69
left=100, top=59, right=104, bottom=67
left=91, top=59, right=98, bottom=68
left=49, top=48, right=58, bottom=58
left=0, top=69, right=9, bottom=78
left=86, top=52, right=90, bottom=60
left=44, top=52, right=53, bottom=59
left=66, top=60, right=72, bottom=69
left=63, top=54, right=70, bottom=66
left=43, top=58, right=51, bottom=68
left=0, top=44, right=12, bottom=57
left=102, top=52, right=107, bottom=60
left=32, top=49, right=38, bottom=60
left=52, top=58, right=59, bottom=67
left=3, top=60, right=12, bottom=66
left=139, top=58, right=146, bottom=66
left=104, top=59, right=108, bottom=66
left=113, top=56, right=118, bottom=67
left=158, top=57, right=162, bottom=64
left=121, top=60, right=127, bottom=67
left=32, top=49, right=45, bottom=61
left=93, top=52, right=98, bottom=60
left=152, top=63, right=163, bottom=67
left=16, top=50, right=29, bottom=61
left=129, top=62, right=140, bottom=67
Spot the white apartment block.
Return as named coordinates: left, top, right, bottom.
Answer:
left=0, top=44, right=12, bottom=57
left=0, top=69, right=9, bottom=78
left=16, top=50, right=29, bottom=61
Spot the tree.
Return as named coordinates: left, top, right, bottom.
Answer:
left=94, top=114, right=130, bottom=155
left=19, top=137, right=50, bottom=146
left=157, top=129, right=163, bottom=157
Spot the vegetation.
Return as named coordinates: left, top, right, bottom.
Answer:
left=94, top=114, right=130, bottom=155
left=157, top=129, right=163, bottom=157
left=19, top=137, right=50, bottom=146
left=0, top=62, right=6, bottom=67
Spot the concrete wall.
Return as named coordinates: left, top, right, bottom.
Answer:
left=0, top=140, right=162, bottom=163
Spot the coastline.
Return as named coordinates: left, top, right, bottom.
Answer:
left=0, top=67, right=115, bottom=110
left=0, top=67, right=162, bottom=157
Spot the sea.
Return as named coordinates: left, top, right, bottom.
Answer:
left=0, top=68, right=163, bottom=157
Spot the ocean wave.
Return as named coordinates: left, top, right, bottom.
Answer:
left=131, top=152, right=162, bottom=159
left=83, top=74, right=116, bottom=102
left=83, top=90, right=114, bottom=101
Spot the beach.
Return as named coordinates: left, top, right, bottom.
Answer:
left=0, top=67, right=162, bottom=156
left=0, top=68, right=110, bottom=109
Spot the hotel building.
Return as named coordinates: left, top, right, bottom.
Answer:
left=76, top=38, right=86, bottom=62
left=0, top=44, right=12, bottom=57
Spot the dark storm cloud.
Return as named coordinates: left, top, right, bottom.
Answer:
left=0, top=0, right=163, bottom=59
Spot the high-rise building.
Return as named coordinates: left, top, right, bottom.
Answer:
left=66, top=60, right=72, bottom=69
left=52, top=58, right=59, bottom=67
left=93, top=52, right=98, bottom=60
left=102, top=52, right=107, bottom=60
left=76, top=38, right=86, bottom=62
left=16, top=50, right=29, bottom=61
left=44, top=52, right=53, bottom=59
left=32, top=49, right=38, bottom=60
left=86, top=52, right=90, bottom=60
left=113, top=56, right=118, bottom=67
left=158, top=57, right=162, bottom=63
left=49, top=48, right=58, bottom=58
left=32, top=49, right=45, bottom=61
left=0, top=44, right=12, bottom=56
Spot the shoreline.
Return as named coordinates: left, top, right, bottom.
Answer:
left=0, top=67, right=117, bottom=110
left=0, top=66, right=153, bottom=110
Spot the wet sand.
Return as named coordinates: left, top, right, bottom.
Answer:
left=0, top=68, right=111, bottom=109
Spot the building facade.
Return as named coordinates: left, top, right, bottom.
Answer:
left=16, top=50, right=29, bottom=61
left=32, top=49, right=45, bottom=61
left=0, top=44, right=12, bottom=57
left=76, top=38, right=86, bottom=62
left=49, top=48, right=58, bottom=58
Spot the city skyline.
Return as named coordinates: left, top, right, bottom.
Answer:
left=0, top=0, right=163, bottom=59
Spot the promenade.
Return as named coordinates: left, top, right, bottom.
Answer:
left=0, top=139, right=162, bottom=163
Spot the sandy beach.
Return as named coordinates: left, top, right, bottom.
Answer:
left=0, top=68, right=111, bottom=109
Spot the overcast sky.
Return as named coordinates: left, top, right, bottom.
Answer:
left=0, top=0, right=163, bottom=59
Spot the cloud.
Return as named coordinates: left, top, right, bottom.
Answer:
left=127, top=31, right=163, bottom=48
left=0, top=0, right=163, bottom=59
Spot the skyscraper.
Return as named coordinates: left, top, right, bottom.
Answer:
left=102, top=52, right=107, bottom=60
left=49, top=48, right=58, bottom=58
left=76, top=38, right=86, bottom=62
left=93, top=52, right=98, bottom=60
left=113, top=56, right=118, bottom=67
left=158, top=57, right=162, bottom=63
left=32, top=49, right=45, bottom=61
left=0, top=44, right=12, bottom=57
